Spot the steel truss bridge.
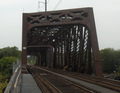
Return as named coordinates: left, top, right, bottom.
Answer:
left=22, top=7, right=103, bottom=77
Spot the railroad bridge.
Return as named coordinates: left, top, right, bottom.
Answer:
left=4, top=7, right=120, bottom=93
left=22, top=7, right=102, bottom=77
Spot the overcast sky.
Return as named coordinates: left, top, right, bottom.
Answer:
left=0, top=0, right=120, bottom=50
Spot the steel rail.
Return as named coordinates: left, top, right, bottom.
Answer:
left=40, top=67, right=120, bottom=92
left=27, top=66, right=62, bottom=93
left=57, top=70, right=120, bottom=85
left=46, top=72, right=101, bottom=93
left=65, top=73, right=120, bottom=92
left=27, top=67, right=53, bottom=93
left=27, top=65, right=101, bottom=93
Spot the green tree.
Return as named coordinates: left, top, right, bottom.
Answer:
left=0, top=46, right=21, bottom=60
left=0, top=75, right=8, bottom=93
left=100, top=48, right=114, bottom=73
left=0, top=46, right=21, bottom=92
left=0, top=57, right=17, bottom=75
left=100, top=48, right=120, bottom=74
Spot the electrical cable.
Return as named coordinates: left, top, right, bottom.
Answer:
left=53, top=0, right=62, bottom=10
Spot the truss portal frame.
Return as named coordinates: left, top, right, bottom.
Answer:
left=22, top=7, right=103, bottom=77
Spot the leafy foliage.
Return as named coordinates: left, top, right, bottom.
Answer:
left=0, top=46, right=21, bottom=75
left=0, top=75, right=8, bottom=93
left=0, top=57, right=17, bottom=76
left=0, top=46, right=21, bottom=92
left=0, top=46, right=21, bottom=60
left=100, top=48, right=120, bottom=74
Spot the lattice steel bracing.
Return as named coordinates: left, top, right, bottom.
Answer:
left=22, top=7, right=103, bottom=77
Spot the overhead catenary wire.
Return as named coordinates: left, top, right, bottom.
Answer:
left=53, top=0, right=62, bottom=10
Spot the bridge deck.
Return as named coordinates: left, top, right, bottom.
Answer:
left=21, top=74, right=42, bottom=93
left=5, top=65, right=120, bottom=93
left=56, top=73, right=118, bottom=93
left=31, top=66, right=119, bottom=93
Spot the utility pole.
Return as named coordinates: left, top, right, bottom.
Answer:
left=38, top=0, right=47, bottom=12
left=45, top=0, right=47, bottom=12
left=38, top=0, right=40, bottom=12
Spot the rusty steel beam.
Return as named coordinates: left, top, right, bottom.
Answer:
left=38, top=53, right=41, bottom=66
left=61, top=36, right=63, bottom=68
left=22, top=13, right=27, bottom=65
left=88, top=8, right=103, bottom=77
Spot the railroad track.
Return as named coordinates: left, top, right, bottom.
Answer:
left=39, top=66, right=120, bottom=92
left=27, top=65, right=101, bottom=93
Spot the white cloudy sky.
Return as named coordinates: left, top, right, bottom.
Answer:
left=0, top=0, right=120, bottom=50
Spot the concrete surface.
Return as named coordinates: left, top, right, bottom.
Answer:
left=21, top=74, right=42, bottom=93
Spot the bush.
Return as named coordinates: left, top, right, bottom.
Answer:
left=0, top=57, right=17, bottom=76
left=0, top=75, right=8, bottom=93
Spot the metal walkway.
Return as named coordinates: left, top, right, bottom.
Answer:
left=21, top=74, right=42, bottom=93
left=4, top=65, right=42, bottom=93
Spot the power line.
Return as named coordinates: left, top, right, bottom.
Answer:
left=53, top=0, right=62, bottom=10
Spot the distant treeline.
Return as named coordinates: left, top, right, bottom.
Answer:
left=100, top=48, right=120, bottom=74
left=0, top=46, right=120, bottom=75
left=0, top=46, right=21, bottom=60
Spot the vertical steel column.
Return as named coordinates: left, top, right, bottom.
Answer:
left=83, top=28, right=88, bottom=66
left=55, top=44, right=58, bottom=68
left=76, top=26, right=79, bottom=67
left=58, top=41, right=60, bottom=68
left=66, top=29, right=70, bottom=69
left=53, top=43, right=56, bottom=68
left=36, top=55, right=38, bottom=66
left=22, top=13, right=27, bottom=65
left=72, top=27, right=75, bottom=69
left=56, top=44, right=59, bottom=68
left=69, top=28, right=72, bottom=69
left=63, top=32, right=66, bottom=67
left=87, top=31, right=91, bottom=75
left=88, top=8, right=103, bottom=77
left=78, top=26, right=83, bottom=72
left=77, top=26, right=80, bottom=70
left=61, top=36, right=63, bottom=68
left=37, top=54, right=40, bottom=66
left=74, top=26, right=77, bottom=68
left=50, top=46, right=54, bottom=68
left=38, top=53, right=41, bottom=66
